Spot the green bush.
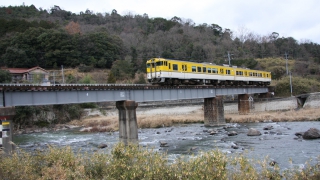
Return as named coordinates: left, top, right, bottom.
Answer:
left=79, top=74, right=96, bottom=84
left=79, top=103, right=98, bottom=108
left=275, top=76, right=320, bottom=97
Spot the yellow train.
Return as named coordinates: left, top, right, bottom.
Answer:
left=146, top=58, right=271, bottom=86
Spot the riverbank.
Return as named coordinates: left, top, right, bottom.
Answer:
left=67, top=106, right=320, bottom=132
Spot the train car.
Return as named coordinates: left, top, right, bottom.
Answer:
left=146, top=58, right=271, bottom=86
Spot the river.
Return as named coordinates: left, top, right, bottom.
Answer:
left=13, top=121, right=320, bottom=170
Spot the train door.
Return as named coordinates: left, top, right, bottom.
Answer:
left=149, top=59, right=155, bottom=79
left=182, top=64, right=188, bottom=79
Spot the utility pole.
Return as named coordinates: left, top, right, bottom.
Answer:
left=289, top=71, right=293, bottom=96
left=61, top=65, right=65, bottom=84
left=284, top=52, right=289, bottom=75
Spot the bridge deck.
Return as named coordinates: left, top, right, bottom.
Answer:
left=0, top=84, right=271, bottom=107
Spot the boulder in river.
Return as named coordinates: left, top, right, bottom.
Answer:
left=209, top=130, right=218, bottom=135
left=295, top=132, right=304, bottom=137
left=247, top=128, right=262, bottom=136
left=302, top=128, right=320, bottom=139
left=231, top=143, right=239, bottom=149
left=98, top=143, right=108, bottom=149
left=228, top=131, right=238, bottom=136
left=160, top=141, right=169, bottom=147
left=263, top=126, right=273, bottom=130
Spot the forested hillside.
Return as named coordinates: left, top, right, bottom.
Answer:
left=0, top=4, right=320, bottom=83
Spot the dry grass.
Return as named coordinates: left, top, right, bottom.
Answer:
left=3, top=143, right=319, bottom=179
left=138, top=110, right=204, bottom=128
left=68, top=107, right=320, bottom=132
left=226, top=107, right=320, bottom=123
left=69, top=109, right=204, bottom=132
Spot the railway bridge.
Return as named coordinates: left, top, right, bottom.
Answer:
left=0, top=84, right=272, bottom=152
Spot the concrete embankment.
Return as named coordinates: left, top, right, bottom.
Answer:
left=225, top=97, right=298, bottom=114
left=303, top=92, right=320, bottom=108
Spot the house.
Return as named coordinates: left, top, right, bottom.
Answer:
left=2, top=66, right=49, bottom=84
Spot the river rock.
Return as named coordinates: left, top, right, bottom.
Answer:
left=302, top=128, right=320, bottom=139
left=231, top=145, right=239, bottom=149
left=160, top=141, right=168, bottom=147
left=209, top=130, right=218, bottom=135
left=295, top=132, right=304, bottom=137
left=269, top=160, right=278, bottom=166
left=228, top=131, right=238, bottom=136
left=80, top=127, right=93, bottom=132
left=263, top=126, right=273, bottom=130
left=98, top=143, right=108, bottom=149
left=247, top=128, right=262, bottom=136
left=64, top=125, right=79, bottom=129
left=190, top=147, right=198, bottom=151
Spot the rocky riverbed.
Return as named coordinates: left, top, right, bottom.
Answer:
left=14, top=120, right=320, bottom=171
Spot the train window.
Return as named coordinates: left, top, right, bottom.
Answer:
left=208, top=68, right=211, bottom=73
left=244, top=72, right=247, bottom=76
left=197, top=66, right=202, bottom=72
left=164, top=61, right=167, bottom=66
left=192, top=66, right=196, bottom=72
left=169, top=63, right=171, bottom=69
left=249, top=72, right=253, bottom=76
left=173, top=64, right=178, bottom=70
left=182, top=65, right=187, bottom=71
left=236, top=71, right=243, bottom=76
left=267, top=74, right=269, bottom=77
left=226, top=70, right=231, bottom=75
left=156, top=61, right=163, bottom=66
left=203, top=67, right=206, bottom=73
left=220, top=69, right=224, bottom=74
left=212, top=68, right=217, bottom=74
left=147, top=63, right=150, bottom=68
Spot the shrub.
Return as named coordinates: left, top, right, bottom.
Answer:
left=1, top=143, right=319, bottom=179
left=275, top=76, right=320, bottom=97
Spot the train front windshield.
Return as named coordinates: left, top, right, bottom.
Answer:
left=156, top=61, right=163, bottom=66
left=146, top=63, right=155, bottom=68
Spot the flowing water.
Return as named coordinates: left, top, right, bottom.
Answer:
left=13, top=121, right=320, bottom=170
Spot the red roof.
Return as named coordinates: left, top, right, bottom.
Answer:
left=2, top=66, right=48, bottom=74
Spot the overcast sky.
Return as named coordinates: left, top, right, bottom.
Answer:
left=2, top=0, right=320, bottom=44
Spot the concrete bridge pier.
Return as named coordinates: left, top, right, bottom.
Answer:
left=116, top=100, right=138, bottom=144
left=203, top=96, right=225, bottom=126
left=238, top=94, right=251, bottom=115
left=0, top=107, right=15, bottom=154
